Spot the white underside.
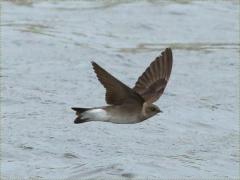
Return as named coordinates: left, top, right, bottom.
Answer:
left=82, top=108, right=140, bottom=124
left=82, top=109, right=110, bottom=122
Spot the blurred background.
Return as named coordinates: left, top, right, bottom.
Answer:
left=1, top=0, right=239, bottom=179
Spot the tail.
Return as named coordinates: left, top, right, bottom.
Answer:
left=71, top=107, right=91, bottom=124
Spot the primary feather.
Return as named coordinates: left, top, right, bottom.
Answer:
left=133, top=48, right=173, bottom=103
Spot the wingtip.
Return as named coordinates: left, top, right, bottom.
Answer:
left=91, top=61, right=101, bottom=70
left=71, top=107, right=77, bottom=111
left=165, top=47, right=172, bottom=52
left=162, top=47, right=172, bottom=58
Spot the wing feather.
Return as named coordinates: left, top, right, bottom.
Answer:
left=133, top=48, right=173, bottom=103
left=92, top=62, right=144, bottom=105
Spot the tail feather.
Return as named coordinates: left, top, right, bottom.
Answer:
left=74, top=117, right=88, bottom=124
left=72, top=107, right=91, bottom=113
left=72, top=107, right=91, bottom=124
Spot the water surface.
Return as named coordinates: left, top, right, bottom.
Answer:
left=1, top=0, right=239, bottom=179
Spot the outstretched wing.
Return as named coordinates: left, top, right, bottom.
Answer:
left=133, top=48, right=173, bottom=103
left=92, top=62, right=144, bottom=105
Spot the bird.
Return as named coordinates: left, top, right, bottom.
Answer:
left=72, top=48, right=173, bottom=124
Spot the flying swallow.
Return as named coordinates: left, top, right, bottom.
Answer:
left=72, top=48, right=173, bottom=124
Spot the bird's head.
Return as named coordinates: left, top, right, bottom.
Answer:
left=142, top=103, right=162, bottom=118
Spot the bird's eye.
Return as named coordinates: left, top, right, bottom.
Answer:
left=150, top=107, right=156, bottom=111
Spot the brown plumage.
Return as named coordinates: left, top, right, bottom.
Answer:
left=92, top=62, right=144, bottom=106
left=133, top=48, right=172, bottom=103
left=72, top=48, right=173, bottom=124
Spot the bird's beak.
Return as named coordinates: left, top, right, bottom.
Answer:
left=158, top=109, right=163, bottom=113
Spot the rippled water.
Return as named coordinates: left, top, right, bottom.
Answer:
left=1, top=0, right=239, bottom=179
